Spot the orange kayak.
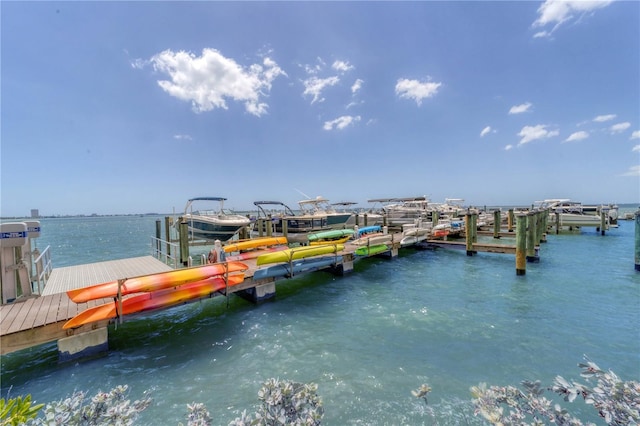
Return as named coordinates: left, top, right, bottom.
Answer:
left=63, top=274, right=244, bottom=329
left=66, top=261, right=248, bottom=303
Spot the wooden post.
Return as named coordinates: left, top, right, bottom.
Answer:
left=465, top=213, right=476, bottom=256
left=508, top=209, right=514, bottom=232
left=516, top=214, right=526, bottom=275
left=555, top=210, right=561, bottom=234
left=433, top=211, right=439, bottom=228
left=266, top=214, right=273, bottom=237
left=635, top=209, right=640, bottom=271
left=526, top=212, right=539, bottom=263
left=282, top=217, right=288, bottom=237
left=164, top=216, right=172, bottom=255
left=179, top=218, right=189, bottom=267
left=600, top=210, right=607, bottom=236
left=155, top=220, right=161, bottom=256
left=540, top=209, right=548, bottom=243
left=493, top=210, right=501, bottom=239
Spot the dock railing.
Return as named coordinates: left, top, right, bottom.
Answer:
left=151, top=236, right=180, bottom=268
left=33, top=245, right=52, bottom=294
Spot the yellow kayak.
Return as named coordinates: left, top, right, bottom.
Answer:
left=223, top=236, right=288, bottom=253
left=256, top=244, right=344, bottom=266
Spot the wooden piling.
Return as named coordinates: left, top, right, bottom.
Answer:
left=508, top=209, right=514, bottom=232
left=526, top=212, right=539, bottom=263
left=600, top=210, right=607, bottom=236
left=266, top=214, right=273, bottom=237
left=465, top=213, right=477, bottom=256
left=155, top=220, right=162, bottom=255
left=164, top=216, right=172, bottom=255
left=516, top=214, right=526, bottom=275
left=493, top=210, right=501, bottom=239
left=635, top=209, right=640, bottom=271
left=179, top=218, right=189, bottom=266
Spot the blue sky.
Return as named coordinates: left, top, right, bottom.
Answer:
left=2, top=1, right=638, bottom=217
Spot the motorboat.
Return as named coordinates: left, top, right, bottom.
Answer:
left=534, top=199, right=608, bottom=228
left=179, top=197, right=251, bottom=241
left=368, top=197, right=431, bottom=227
left=252, top=200, right=330, bottom=234
left=297, top=196, right=353, bottom=230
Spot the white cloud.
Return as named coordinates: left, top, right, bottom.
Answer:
left=146, top=48, right=286, bottom=116
left=480, top=126, right=492, bottom=137
left=351, top=79, right=363, bottom=94
left=632, top=145, right=640, bottom=152
left=323, top=115, right=361, bottom=131
left=593, top=114, right=616, bottom=122
left=564, top=131, right=589, bottom=142
left=610, top=122, right=631, bottom=134
left=173, top=134, right=192, bottom=141
left=532, top=0, right=613, bottom=37
left=504, top=144, right=514, bottom=151
left=621, top=165, right=640, bottom=177
left=332, top=60, right=354, bottom=72
left=395, top=78, right=442, bottom=106
left=302, top=76, right=340, bottom=104
left=517, top=124, right=559, bottom=146
left=630, top=130, right=640, bottom=140
left=509, top=102, right=532, bottom=114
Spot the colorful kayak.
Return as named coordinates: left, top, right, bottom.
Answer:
left=63, top=274, right=245, bottom=329
left=253, top=256, right=343, bottom=281
left=309, top=236, right=351, bottom=245
left=256, top=244, right=344, bottom=266
left=66, top=261, right=248, bottom=303
left=307, top=229, right=354, bottom=242
left=225, top=245, right=289, bottom=261
left=223, top=236, right=288, bottom=253
left=352, top=234, right=392, bottom=246
left=355, top=225, right=381, bottom=237
left=355, top=244, right=389, bottom=256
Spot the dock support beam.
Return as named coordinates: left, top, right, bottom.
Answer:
left=58, top=327, right=108, bottom=362
left=465, top=213, right=477, bottom=256
left=635, top=209, right=640, bottom=272
left=179, top=218, right=189, bottom=266
left=238, top=280, right=276, bottom=303
left=493, top=210, right=501, bottom=239
left=507, top=209, right=514, bottom=232
left=516, top=214, right=526, bottom=275
left=526, top=212, right=539, bottom=263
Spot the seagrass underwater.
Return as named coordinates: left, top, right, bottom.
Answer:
left=1, top=209, right=639, bottom=424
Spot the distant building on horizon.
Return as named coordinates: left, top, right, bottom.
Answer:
left=30, top=209, right=39, bottom=218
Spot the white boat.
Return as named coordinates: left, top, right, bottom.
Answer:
left=179, top=197, right=251, bottom=241
left=368, top=197, right=431, bottom=227
left=297, top=196, right=353, bottom=230
left=252, top=200, right=330, bottom=234
left=534, top=199, right=608, bottom=228
left=331, top=201, right=384, bottom=227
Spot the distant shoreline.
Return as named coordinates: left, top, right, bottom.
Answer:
left=2, top=202, right=638, bottom=221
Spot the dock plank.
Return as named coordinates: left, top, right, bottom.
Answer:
left=44, top=293, right=63, bottom=325
left=5, top=298, right=38, bottom=334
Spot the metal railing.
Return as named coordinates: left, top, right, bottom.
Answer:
left=33, top=245, right=52, bottom=294
left=150, top=236, right=180, bottom=268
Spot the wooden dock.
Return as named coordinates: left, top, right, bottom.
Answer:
left=1, top=256, right=173, bottom=355
left=1, top=212, right=548, bottom=358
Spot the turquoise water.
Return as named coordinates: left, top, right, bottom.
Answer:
left=1, top=209, right=639, bottom=424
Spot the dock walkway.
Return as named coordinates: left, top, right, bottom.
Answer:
left=1, top=256, right=173, bottom=355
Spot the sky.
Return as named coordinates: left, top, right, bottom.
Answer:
left=1, top=0, right=639, bottom=217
